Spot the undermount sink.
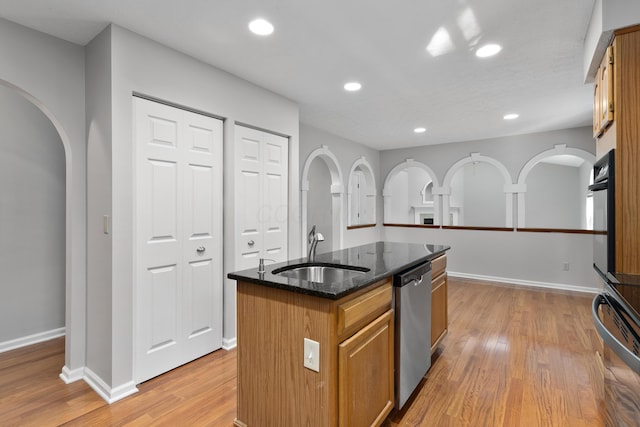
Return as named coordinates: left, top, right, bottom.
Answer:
left=273, top=263, right=369, bottom=283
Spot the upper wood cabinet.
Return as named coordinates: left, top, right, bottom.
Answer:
left=594, top=26, right=640, bottom=274
left=593, top=46, right=614, bottom=138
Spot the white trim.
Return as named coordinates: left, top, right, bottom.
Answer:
left=448, top=271, right=599, bottom=295
left=0, top=327, right=65, bottom=354
left=84, top=368, right=139, bottom=404
left=59, top=365, right=84, bottom=384
left=222, top=337, right=237, bottom=350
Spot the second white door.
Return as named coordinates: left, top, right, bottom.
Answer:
left=235, top=125, right=288, bottom=270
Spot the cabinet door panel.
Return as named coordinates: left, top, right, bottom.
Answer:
left=431, top=273, right=448, bottom=352
left=339, top=310, right=394, bottom=427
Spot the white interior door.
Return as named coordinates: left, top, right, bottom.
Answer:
left=235, top=125, right=288, bottom=270
left=134, top=97, right=223, bottom=384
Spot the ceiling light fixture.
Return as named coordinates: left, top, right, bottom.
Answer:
left=344, top=82, right=362, bottom=92
left=503, top=113, right=519, bottom=120
left=414, top=127, right=427, bottom=133
left=249, top=18, right=274, bottom=36
left=475, top=43, right=502, bottom=58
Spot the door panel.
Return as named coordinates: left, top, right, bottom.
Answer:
left=135, top=97, right=223, bottom=383
left=234, top=125, right=288, bottom=270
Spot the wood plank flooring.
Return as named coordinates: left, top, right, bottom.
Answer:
left=0, top=277, right=604, bottom=426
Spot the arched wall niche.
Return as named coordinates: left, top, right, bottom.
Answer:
left=347, top=156, right=377, bottom=226
left=301, top=145, right=344, bottom=255
left=382, top=159, right=441, bottom=225
left=516, top=144, right=596, bottom=229
left=441, top=153, right=516, bottom=227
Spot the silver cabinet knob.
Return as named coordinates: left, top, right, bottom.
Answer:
left=197, top=246, right=205, bottom=253
left=248, top=240, right=255, bottom=246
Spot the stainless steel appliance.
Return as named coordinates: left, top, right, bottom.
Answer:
left=589, top=149, right=615, bottom=279
left=592, top=273, right=640, bottom=426
left=393, top=261, right=432, bottom=409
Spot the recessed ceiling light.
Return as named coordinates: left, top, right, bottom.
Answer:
left=503, top=113, right=519, bottom=120
left=344, top=82, right=362, bottom=92
left=475, top=43, right=502, bottom=58
left=249, top=18, right=274, bottom=36
left=414, top=127, right=427, bottom=133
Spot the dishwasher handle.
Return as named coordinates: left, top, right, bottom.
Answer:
left=395, top=262, right=431, bottom=287
left=592, top=294, right=640, bottom=375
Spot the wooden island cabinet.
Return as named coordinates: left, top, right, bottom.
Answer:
left=235, top=278, right=394, bottom=427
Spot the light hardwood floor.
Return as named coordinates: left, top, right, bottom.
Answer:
left=0, top=277, right=604, bottom=426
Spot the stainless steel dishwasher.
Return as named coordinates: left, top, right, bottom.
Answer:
left=393, top=261, right=432, bottom=409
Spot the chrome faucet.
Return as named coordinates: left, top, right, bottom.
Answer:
left=307, top=225, right=325, bottom=261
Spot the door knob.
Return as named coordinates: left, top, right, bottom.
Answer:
left=248, top=240, right=255, bottom=246
left=197, top=246, right=205, bottom=253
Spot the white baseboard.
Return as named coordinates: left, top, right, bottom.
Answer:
left=222, top=337, right=237, bottom=350
left=59, top=365, right=84, bottom=383
left=84, top=368, right=138, bottom=404
left=448, top=271, right=600, bottom=294
left=0, top=327, right=65, bottom=354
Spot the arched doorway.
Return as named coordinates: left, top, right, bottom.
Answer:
left=0, top=80, right=79, bottom=380
left=301, top=145, right=344, bottom=255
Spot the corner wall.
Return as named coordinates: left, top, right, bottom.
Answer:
left=84, top=24, right=300, bottom=396
left=0, top=17, right=86, bottom=377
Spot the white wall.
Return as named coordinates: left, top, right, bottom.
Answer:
left=461, top=163, right=505, bottom=227
left=0, top=85, right=65, bottom=343
left=389, top=170, right=410, bottom=223
left=85, top=27, right=113, bottom=385
left=584, top=0, right=640, bottom=81
left=0, top=18, right=86, bottom=378
left=299, top=123, right=383, bottom=249
left=382, top=227, right=601, bottom=292
left=526, top=163, right=582, bottom=229
left=307, top=159, right=334, bottom=254
left=84, top=24, right=300, bottom=396
left=380, top=126, right=601, bottom=291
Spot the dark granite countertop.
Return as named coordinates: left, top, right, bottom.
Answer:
left=227, top=241, right=450, bottom=300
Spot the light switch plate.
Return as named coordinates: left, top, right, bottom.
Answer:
left=303, top=338, right=320, bottom=372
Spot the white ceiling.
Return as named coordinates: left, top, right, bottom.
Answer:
left=0, top=0, right=596, bottom=150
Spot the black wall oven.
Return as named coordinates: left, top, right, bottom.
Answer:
left=589, top=149, right=615, bottom=279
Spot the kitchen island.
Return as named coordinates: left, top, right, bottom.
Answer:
left=228, top=241, right=450, bottom=427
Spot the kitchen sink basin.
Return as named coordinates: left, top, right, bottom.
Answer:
left=273, top=263, right=369, bottom=283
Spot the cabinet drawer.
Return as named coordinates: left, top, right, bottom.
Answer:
left=432, top=271, right=446, bottom=292
left=338, top=281, right=392, bottom=341
left=431, top=254, right=447, bottom=278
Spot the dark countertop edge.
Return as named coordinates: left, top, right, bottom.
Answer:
left=228, top=243, right=450, bottom=300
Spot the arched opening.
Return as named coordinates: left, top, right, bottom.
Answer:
left=442, top=153, right=514, bottom=227
left=301, top=145, right=344, bottom=256
left=347, top=157, right=376, bottom=226
left=517, top=144, right=595, bottom=229
left=0, top=84, right=68, bottom=355
left=382, top=159, right=440, bottom=225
